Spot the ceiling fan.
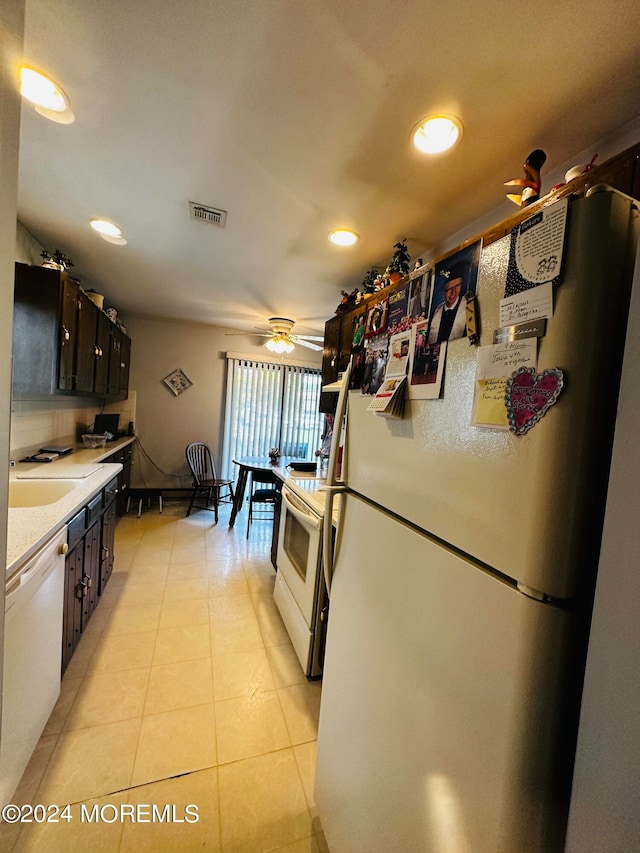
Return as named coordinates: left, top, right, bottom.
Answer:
left=227, top=317, right=324, bottom=353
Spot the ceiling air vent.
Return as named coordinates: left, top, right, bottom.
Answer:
left=189, top=201, right=227, bottom=228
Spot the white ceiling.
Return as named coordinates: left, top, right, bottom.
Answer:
left=17, top=0, right=640, bottom=338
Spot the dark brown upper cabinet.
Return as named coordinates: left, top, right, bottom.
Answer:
left=12, top=263, right=131, bottom=400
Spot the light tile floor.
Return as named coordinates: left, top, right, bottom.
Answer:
left=1, top=502, right=327, bottom=852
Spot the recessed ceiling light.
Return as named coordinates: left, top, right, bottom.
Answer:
left=90, top=219, right=123, bottom=238
left=328, top=229, right=359, bottom=247
left=20, top=66, right=75, bottom=123
left=90, top=219, right=127, bottom=245
left=412, top=115, right=463, bottom=155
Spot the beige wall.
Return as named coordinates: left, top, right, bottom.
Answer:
left=10, top=393, right=137, bottom=459
left=125, top=313, right=321, bottom=489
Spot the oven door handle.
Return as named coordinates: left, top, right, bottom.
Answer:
left=282, top=489, right=322, bottom=530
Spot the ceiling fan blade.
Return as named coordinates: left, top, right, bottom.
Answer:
left=295, top=338, right=323, bottom=351
left=297, top=335, right=324, bottom=342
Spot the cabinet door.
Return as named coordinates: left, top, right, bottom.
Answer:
left=94, top=311, right=111, bottom=395
left=113, top=446, right=133, bottom=515
left=58, top=277, right=78, bottom=391
left=74, top=290, right=98, bottom=393
left=82, top=521, right=101, bottom=625
left=118, top=334, right=131, bottom=397
left=340, top=305, right=365, bottom=370
left=63, top=542, right=84, bottom=674
left=100, top=500, right=116, bottom=594
left=107, top=325, right=122, bottom=395
left=320, top=315, right=342, bottom=414
left=12, top=263, right=59, bottom=394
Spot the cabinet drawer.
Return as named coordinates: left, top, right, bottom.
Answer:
left=67, top=508, right=87, bottom=549
left=86, top=491, right=104, bottom=525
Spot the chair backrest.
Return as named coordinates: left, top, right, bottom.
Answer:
left=252, top=469, right=276, bottom=485
left=186, top=442, right=216, bottom=484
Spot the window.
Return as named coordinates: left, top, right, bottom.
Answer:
left=222, top=356, right=324, bottom=479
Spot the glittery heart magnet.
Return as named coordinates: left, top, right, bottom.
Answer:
left=505, top=367, right=564, bottom=435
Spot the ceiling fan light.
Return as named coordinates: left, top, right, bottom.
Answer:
left=412, top=115, right=462, bottom=155
left=328, top=229, right=359, bottom=247
left=266, top=334, right=295, bottom=354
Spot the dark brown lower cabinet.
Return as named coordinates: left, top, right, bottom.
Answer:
left=62, top=476, right=119, bottom=674
left=101, top=442, right=134, bottom=515
left=100, top=492, right=117, bottom=593
left=62, top=527, right=85, bottom=675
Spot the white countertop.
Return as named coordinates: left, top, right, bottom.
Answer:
left=6, top=437, right=136, bottom=580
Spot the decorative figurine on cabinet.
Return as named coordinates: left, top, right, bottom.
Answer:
left=505, top=149, right=547, bottom=207
left=41, top=249, right=74, bottom=271
left=336, top=288, right=361, bottom=313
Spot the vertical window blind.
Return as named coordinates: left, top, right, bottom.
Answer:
left=222, top=357, right=324, bottom=479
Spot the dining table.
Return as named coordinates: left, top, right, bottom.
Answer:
left=228, top=456, right=291, bottom=528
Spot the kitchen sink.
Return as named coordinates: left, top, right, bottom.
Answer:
left=8, top=479, right=82, bottom=508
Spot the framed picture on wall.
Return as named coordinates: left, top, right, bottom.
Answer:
left=162, top=368, right=193, bottom=396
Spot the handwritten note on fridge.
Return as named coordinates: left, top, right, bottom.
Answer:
left=472, top=339, right=537, bottom=428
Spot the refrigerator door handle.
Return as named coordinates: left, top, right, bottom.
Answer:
left=326, top=358, right=352, bottom=488
left=323, top=484, right=345, bottom=597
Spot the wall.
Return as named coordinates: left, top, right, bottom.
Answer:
left=125, top=313, right=321, bottom=489
left=10, top=393, right=136, bottom=460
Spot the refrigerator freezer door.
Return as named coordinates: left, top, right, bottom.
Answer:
left=315, top=495, right=574, bottom=853
left=343, top=191, right=638, bottom=599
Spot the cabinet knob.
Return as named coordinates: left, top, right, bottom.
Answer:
left=62, top=326, right=70, bottom=342
left=59, top=542, right=69, bottom=555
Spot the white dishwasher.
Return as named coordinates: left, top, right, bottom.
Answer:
left=1, top=527, right=67, bottom=806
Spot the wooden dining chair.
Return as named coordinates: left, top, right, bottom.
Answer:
left=246, top=469, right=279, bottom=538
left=185, top=442, right=234, bottom=522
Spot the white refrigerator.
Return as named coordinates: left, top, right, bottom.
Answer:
left=315, top=188, right=639, bottom=852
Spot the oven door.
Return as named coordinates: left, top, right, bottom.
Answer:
left=276, top=486, right=323, bottom=626
left=274, top=485, right=327, bottom=675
